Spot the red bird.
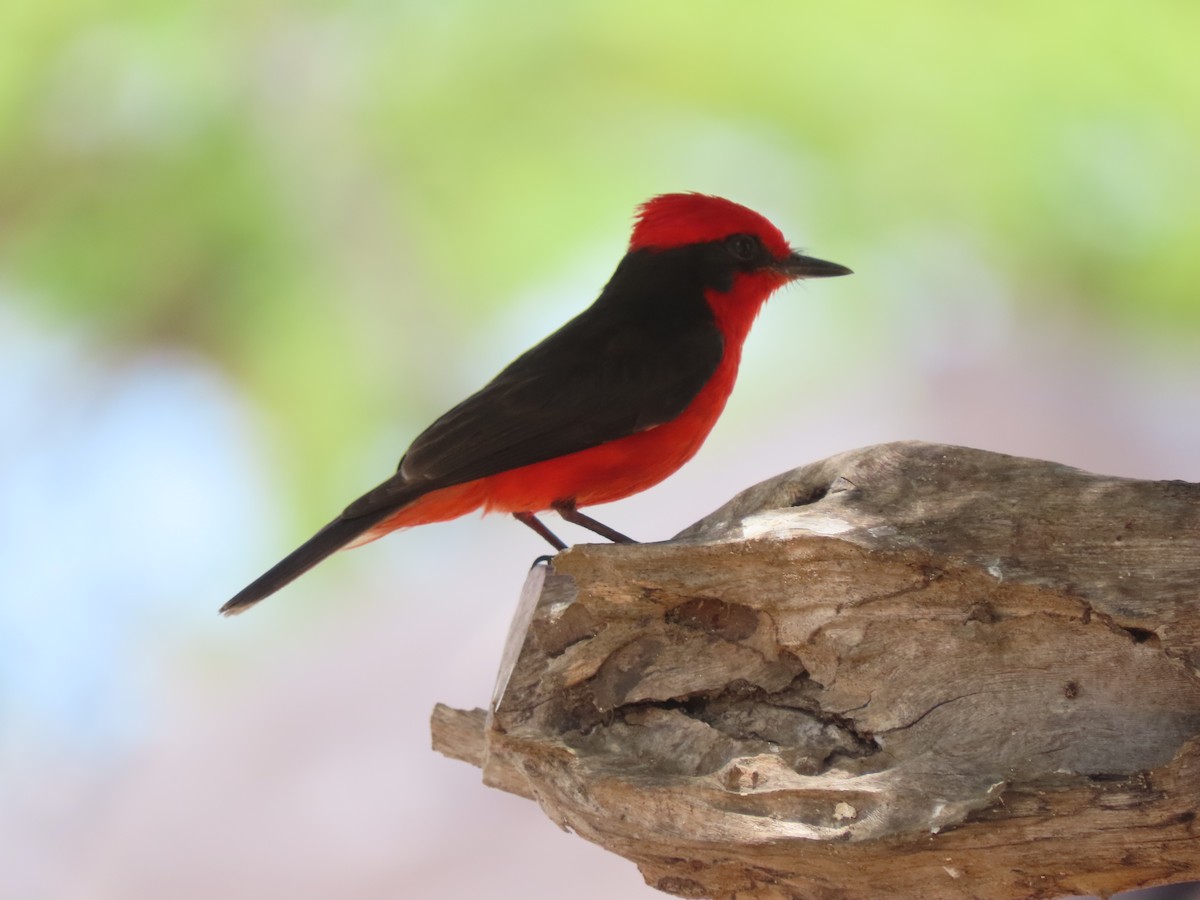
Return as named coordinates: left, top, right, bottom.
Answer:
left=223, top=193, right=850, bottom=614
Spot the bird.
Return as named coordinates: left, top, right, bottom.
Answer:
left=222, top=193, right=851, bottom=614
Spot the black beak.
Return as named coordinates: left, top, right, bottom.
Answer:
left=775, top=250, right=853, bottom=280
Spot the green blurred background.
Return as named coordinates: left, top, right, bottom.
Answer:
left=2, top=2, right=1198, bottom=898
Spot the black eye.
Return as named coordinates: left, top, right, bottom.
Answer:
left=727, top=234, right=759, bottom=263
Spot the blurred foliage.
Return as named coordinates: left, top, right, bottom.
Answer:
left=2, top=0, right=1198, bottom=516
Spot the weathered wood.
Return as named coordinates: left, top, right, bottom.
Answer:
left=431, top=442, right=1200, bottom=899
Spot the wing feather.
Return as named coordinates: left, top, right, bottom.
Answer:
left=344, top=248, right=724, bottom=518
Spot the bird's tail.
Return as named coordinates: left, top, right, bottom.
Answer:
left=220, top=505, right=398, bottom=616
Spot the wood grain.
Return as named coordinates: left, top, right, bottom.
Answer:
left=432, top=442, right=1200, bottom=899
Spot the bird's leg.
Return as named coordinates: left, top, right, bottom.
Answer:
left=513, top=511, right=567, bottom=551
left=553, top=500, right=637, bottom=544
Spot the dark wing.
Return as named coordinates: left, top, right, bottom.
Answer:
left=224, top=245, right=735, bottom=614
left=225, top=304, right=721, bottom=615
left=343, top=291, right=724, bottom=518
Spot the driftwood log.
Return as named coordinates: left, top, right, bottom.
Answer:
left=431, top=442, right=1200, bottom=900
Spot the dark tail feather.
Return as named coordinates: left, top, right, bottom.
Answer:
left=221, top=508, right=395, bottom=616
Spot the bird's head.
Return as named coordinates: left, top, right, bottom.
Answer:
left=630, top=192, right=851, bottom=289
left=628, top=193, right=850, bottom=341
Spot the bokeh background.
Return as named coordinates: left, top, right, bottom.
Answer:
left=2, top=2, right=1198, bottom=898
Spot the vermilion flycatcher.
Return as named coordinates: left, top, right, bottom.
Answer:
left=224, top=193, right=850, bottom=613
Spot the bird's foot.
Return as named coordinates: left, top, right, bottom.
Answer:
left=553, top=501, right=637, bottom=544
left=513, top=511, right=568, bottom=551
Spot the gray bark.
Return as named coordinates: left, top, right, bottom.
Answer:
left=431, top=442, right=1200, bottom=899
